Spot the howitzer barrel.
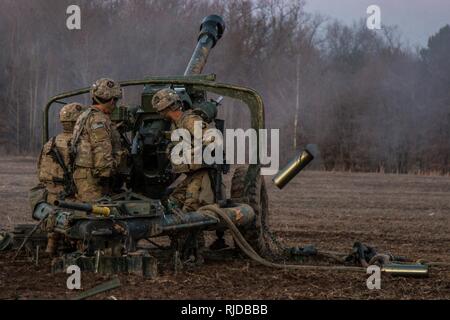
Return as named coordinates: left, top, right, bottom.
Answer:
left=54, top=200, right=111, bottom=217
left=184, top=15, right=225, bottom=75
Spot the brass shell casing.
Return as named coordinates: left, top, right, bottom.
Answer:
left=381, top=263, right=429, bottom=277
left=273, top=149, right=314, bottom=189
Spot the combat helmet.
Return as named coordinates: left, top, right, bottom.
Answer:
left=152, top=88, right=182, bottom=113
left=59, top=103, right=84, bottom=123
left=60, top=103, right=85, bottom=132
left=91, top=78, right=123, bottom=102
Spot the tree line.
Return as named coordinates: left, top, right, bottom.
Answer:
left=0, top=0, right=449, bottom=174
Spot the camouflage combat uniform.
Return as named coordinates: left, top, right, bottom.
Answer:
left=152, top=88, right=215, bottom=212
left=71, top=107, right=126, bottom=202
left=32, top=103, right=84, bottom=255
left=71, top=78, right=125, bottom=202
left=35, top=103, right=84, bottom=205
left=169, top=109, right=216, bottom=212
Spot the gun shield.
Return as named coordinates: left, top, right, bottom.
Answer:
left=273, top=149, right=314, bottom=189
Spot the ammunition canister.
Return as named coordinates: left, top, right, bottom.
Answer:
left=273, top=149, right=314, bottom=189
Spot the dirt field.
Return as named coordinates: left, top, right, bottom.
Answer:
left=0, top=156, right=449, bottom=299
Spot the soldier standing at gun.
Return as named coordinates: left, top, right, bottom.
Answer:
left=71, top=78, right=126, bottom=202
left=152, top=88, right=216, bottom=213
left=152, top=88, right=229, bottom=251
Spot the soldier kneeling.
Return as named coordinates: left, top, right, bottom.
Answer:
left=29, top=103, right=84, bottom=255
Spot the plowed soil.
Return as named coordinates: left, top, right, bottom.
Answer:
left=0, top=157, right=449, bottom=299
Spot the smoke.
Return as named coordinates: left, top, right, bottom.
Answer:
left=0, top=0, right=449, bottom=173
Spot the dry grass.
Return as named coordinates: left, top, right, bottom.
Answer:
left=0, top=158, right=449, bottom=299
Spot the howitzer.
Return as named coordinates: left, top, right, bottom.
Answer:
left=4, top=14, right=427, bottom=280
left=36, top=14, right=275, bottom=275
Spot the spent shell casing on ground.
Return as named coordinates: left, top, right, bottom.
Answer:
left=381, top=263, right=429, bottom=277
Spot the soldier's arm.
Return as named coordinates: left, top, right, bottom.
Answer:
left=183, top=114, right=215, bottom=146
left=37, top=145, right=44, bottom=176
left=111, top=125, right=128, bottom=170
left=37, top=140, right=52, bottom=183
left=86, top=116, right=116, bottom=178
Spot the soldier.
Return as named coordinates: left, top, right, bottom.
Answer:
left=152, top=88, right=215, bottom=213
left=152, top=88, right=228, bottom=252
left=32, top=102, right=84, bottom=255
left=37, top=102, right=84, bottom=204
left=71, top=78, right=126, bottom=202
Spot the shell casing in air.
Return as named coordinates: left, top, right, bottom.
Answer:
left=381, top=263, right=429, bottom=277
left=273, top=149, right=314, bottom=189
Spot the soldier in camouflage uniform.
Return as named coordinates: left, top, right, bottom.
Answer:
left=37, top=102, right=85, bottom=204
left=152, top=88, right=215, bottom=213
left=71, top=78, right=126, bottom=202
left=152, top=88, right=229, bottom=251
left=33, top=102, right=84, bottom=254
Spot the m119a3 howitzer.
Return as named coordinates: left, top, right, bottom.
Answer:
left=2, top=15, right=427, bottom=279
left=7, top=15, right=277, bottom=276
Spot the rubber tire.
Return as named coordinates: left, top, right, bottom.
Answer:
left=230, top=166, right=270, bottom=256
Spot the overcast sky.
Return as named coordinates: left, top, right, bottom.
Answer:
left=304, top=0, right=450, bottom=47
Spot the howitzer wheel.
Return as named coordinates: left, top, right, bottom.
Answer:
left=230, top=166, right=271, bottom=257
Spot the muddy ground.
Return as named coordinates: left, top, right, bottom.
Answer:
left=0, top=156, right=449, bottom=299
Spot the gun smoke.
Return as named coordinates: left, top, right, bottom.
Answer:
left=0, top=0, right=449, bottom=174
